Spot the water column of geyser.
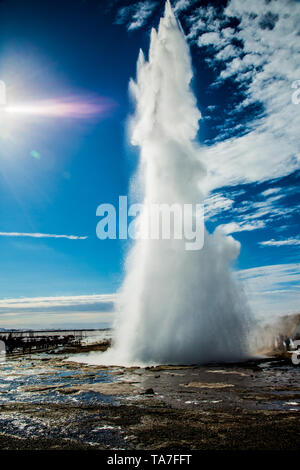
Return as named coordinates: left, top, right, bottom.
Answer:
left=100, top=1, right=252, bottom=366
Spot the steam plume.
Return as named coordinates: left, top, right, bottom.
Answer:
left=84, top=1, right=253, bottom=366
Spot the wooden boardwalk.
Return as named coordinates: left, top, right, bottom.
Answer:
left=0, top=329, right=87, bottom=355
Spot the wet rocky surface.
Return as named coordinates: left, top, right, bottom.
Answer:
left=0, top=350, right=299, bottom=450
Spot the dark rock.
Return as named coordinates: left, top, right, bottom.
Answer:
left=143, top=388, right=154, bottom=395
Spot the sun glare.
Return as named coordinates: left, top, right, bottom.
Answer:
left=4, top=96, right=114, bottom=119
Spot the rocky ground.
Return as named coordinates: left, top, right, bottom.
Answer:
left=0, top=347, right=299, bottom=450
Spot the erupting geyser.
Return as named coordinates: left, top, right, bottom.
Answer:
left=92, top=1, right=252, bottom=365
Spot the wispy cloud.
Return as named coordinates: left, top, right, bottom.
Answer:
left=218, top=220, right=265, bottom=234
left=261, top=188, right=281, bottom=197
left=0, top=294, right=116, bottom=329
left=260, top=238, right=300, bottom=247
left=0, top=232, right=88, bottom=240
left=174, top=0, right=195, bottom=13
left=184, top=0, right=300, bottom=192
left=236, top=263, right=300, bottom=317
left=115, top=1, right=158, bottom=31
left=209, top=185, right=298, bottom=237
left=204, top=193, right=234, bottom=220
left=0, top=294, right=116, bottom=310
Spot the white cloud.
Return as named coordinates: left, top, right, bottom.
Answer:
left=242, top=195, right=297, bottom=223
left=261, top=187, right=281, bottom=197
left=260, top=238, right=300, bottom=247
left=215, top=44, right=240, bottom=61
left=201, top=129, right=298, bottom=193
left=0, top=232, right=87, bottom=240
left=204, top=193, right=234, bottom=219
left=219, top=189, right=299, bottom=237
left=115, top=1, right=158, bottom=31
left=0, top=294, right=116, bottom=310
left=187, top=5, right=227, bottom=40
left=218, top=220, right=265, bottom=234
left=236, top=263, right=300, bottom=317
left=0, top=311, right=114, bottom=329
left=0, top=294, right=116, bottom=329
left=206, top=185, right=297, bottom=235
left=174, top=0, right=195, bottom=13
left=198, top=31, right=224, bottom=48
left=129, top=1, right=157, bottom=30
left=184, top=0, right=300, bottom=192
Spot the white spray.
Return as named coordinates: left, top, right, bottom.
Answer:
left=89, top=1, right=252, bottom=366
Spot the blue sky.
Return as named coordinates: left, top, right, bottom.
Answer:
left=0, top=0, right=299, bottom=328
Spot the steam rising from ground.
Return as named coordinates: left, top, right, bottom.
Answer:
left=81, top=2, right=253, bottom=366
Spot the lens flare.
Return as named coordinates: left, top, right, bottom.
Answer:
left=5, top=95, right=115, bottom=119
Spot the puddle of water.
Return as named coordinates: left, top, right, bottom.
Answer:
left=0, top=356, right=115, bottom=406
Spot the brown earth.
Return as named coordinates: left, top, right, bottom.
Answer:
left=0, top=347, right=299, bottom=450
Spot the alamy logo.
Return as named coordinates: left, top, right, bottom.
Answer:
left=291, top=340, right=300, bottom=365
left=291, top=80, right=300, bottom=104
left=96, top=196, right=204, bottom=251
